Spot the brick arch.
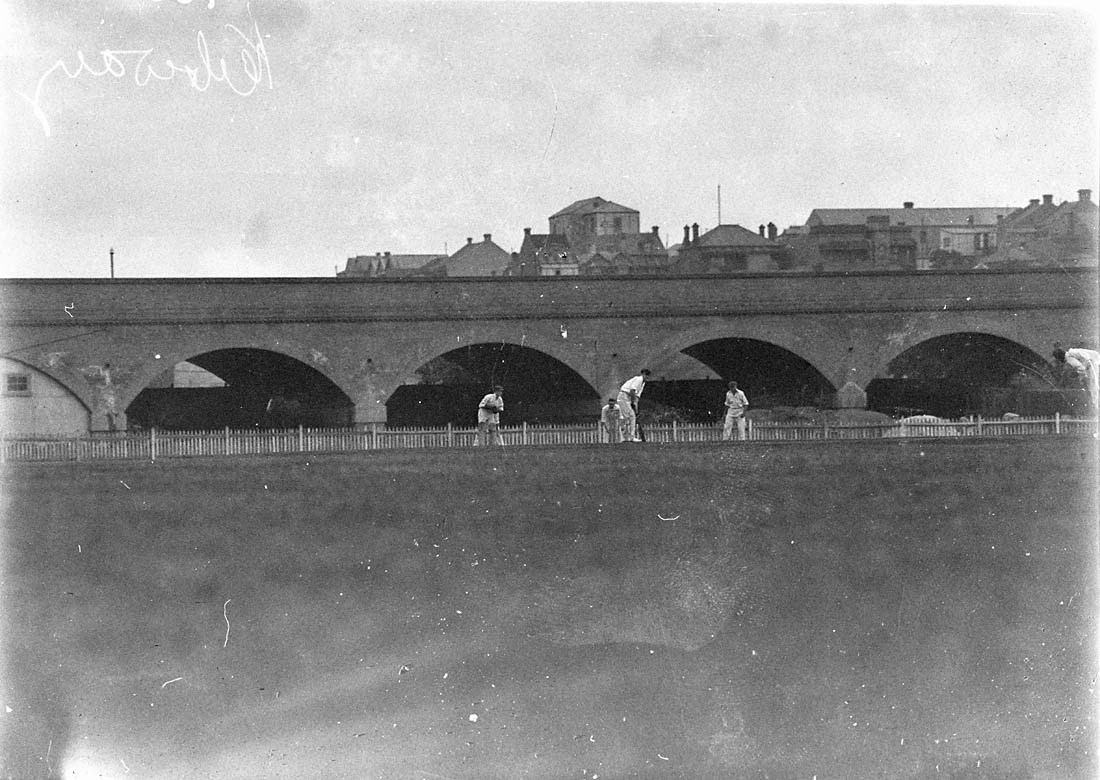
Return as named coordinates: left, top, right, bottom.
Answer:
left=638, top=321, right=842, bottom=390
left=114, top=338, right=358, bottom=417
left=383, top=326, right=601, bottom=400
left=859, top=322, right=1056, bottom=391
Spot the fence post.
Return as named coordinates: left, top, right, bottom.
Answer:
left=823, top=419, right=829, bottom=439
left=672, top=419, right=678, bottom=442
left=371, top=422, right=378, bottom=450
left=523, top=421, right=528, bottom=446
left=150, top=427, right=157, bottom=462
left=747, top=418, right=753, bottom=441
left=976, top=415, right=983, bottom=436
left=299, top=424, right=305, bottom=452
left=225, top=426, right=230, bottom=455
left=447, top=422, right=453, bottom=448
left=1055, top=412, right=1061, bottom=434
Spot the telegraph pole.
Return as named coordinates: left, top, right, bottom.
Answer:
left=717, top=185, right=721, bottom=224
left=110, top=247, right=115, bottom=279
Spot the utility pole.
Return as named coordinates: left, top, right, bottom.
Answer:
left=717, top=185, right=721, bottom=225
left=110, top=247, right=115, bottom=279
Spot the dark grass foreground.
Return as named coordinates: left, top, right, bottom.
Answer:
left=1, top=438, right=1096, bottom=780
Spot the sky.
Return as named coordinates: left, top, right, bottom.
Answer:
left=1, top=0, right=1097, bottom=278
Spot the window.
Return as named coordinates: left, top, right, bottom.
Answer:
left=613, top=217, right=622, bottom=232
left=4, top=373, right=30, bottom=395
left=942, top=236, right=952, bottom=249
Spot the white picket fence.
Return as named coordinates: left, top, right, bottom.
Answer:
left=1, top=415, right=1096, bottom=463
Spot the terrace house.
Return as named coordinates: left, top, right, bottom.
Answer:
left=420, top=234, right=512, bottom=277
left=989, top=190, right=1099, bottom=267
left=675, top=223, right=788, bottom=273
left=796, top=202, right=1013, bottom=270
left=338, top=252, right=445, bottom=278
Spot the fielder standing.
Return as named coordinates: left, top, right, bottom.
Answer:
left=722, top=380, right=749, bottom=441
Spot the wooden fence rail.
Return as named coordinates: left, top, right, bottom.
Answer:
left=1, top=415, right=1095, bottom=463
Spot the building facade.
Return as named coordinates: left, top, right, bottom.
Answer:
left=675, top=223, right=789, bottom=273
left=988, top=189, right=1099, bottom=267
left=338, top=252, right=445, bottom=278
left=421, top=234, right=512, bottom=277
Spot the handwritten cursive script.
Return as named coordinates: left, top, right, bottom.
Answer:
left=20, top=16, right=272, bottom=137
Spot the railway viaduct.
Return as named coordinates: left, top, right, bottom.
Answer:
left=0, top=269, right=1096, bottom=431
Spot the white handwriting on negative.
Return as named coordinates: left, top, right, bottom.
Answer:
left=20, top=18, right=272, bottom=137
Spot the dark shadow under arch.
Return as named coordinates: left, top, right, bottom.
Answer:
left=867, top=333, right=1070, bottom=417
left=645, top=338, right=836, bottom=421
left=126, top=348, right=354, bottom=429
left=387, top=343, right=599, bottom=426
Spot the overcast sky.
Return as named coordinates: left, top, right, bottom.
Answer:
left=1, top=1, right=1097, bottom=278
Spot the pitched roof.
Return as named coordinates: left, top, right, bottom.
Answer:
left=692, top=224, right=777, bottom=248
left=806, top=207, right=1012, bottom=228
left=520, top=232, right=572, bottom=255
left=423, top=236, right=511, bottom=276
left=550, top=196, right=639, bottom=219
left=340, top=254, right=443, bottom=276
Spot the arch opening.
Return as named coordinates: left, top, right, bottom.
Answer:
left=644, top=338, right=836, bottom=421
left=125, top=348, right=354, bottom=430
left=867, top=333, right=1070, bottom=418
left=387, top=343, right=599, bottom=426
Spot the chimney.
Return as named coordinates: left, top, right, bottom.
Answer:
left=759, top=224, right=766, bottom=237
left=524, top=227, right=531, bottom=236
left=683, top=225, right=691, bottom=246
left=1079, top=189, right=1093, bottom=202
left=1029, top=199, right=1040, bottom=207
left=384, top=251, right=391, bottom=258
left=692, top=223, right=699, bottom=243
left=483, top=233, right=492, bottom=243
left=467, top=237, right=473, bottom=245
left=651, top=225, right=659, bottom=236
left=903, top=201, right=914, bottom=209
left=375, top=252, right=382, bottom=257
left=1042, top=194, right=1054, bottom=205
left=767, top=222, right=777, bottom=240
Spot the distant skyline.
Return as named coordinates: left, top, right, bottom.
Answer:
left=1, top=1, right=1097, bottom=278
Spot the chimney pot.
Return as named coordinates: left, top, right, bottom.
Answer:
left=652, top=225, right=659, bottom=236
left=903, top=202, right=914, bottom=209
left=524, top=227, right=531, bottom=235
left=1042, top=194, right=1054, bottom=205
left=1029, top=199, right=1040, bottom=206
left=767, top=222, right=777, bottom=240
left=484, top=233, right=492, bottom=242
left=384, top=251, right=391, bottom=258
left=467, top=237, right=473, bottom=244
left=692, top=223, right=699, bottom=242
left=759, top=224, right=766, bottom=237
left=1079, top=189, right=1092, bottom=202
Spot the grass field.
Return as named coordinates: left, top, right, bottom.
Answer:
left=1, top=438, right=1096, bottom=780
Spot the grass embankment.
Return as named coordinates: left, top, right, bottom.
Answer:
left=1, top=438, right=1096, bottom=780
